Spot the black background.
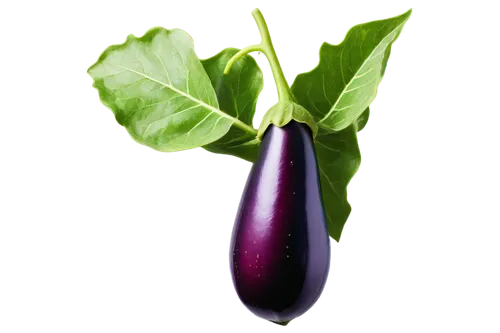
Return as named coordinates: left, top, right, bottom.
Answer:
left=73, top=0, right=429, bottom=330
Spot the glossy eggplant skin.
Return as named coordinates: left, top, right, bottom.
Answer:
left=230, top=121, right=330, bottom=325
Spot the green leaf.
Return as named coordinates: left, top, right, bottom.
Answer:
left=315, top=126, right=361, bottom=241
left=291, top=9, right=411, bottom=131
left=88, top=27, right=256, bottom=152
left=355, top=108, right=370, bottom=132
left=201, top=48, right=263, bottom=162
left=258, top=102, right=318, bottom=138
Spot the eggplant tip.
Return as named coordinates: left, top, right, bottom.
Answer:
left=270, top=320, right=291, bottom=326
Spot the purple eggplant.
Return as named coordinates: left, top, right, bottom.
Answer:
left=230, top=121, right=330, bottom=325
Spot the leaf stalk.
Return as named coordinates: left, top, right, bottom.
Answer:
left=232, top=118, right=258, bottom=135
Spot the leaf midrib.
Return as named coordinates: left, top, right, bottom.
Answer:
left=114, top=65, right=258, bottom=136
left=115, top=65, right=218, bottom=112
left=317, top=19, right=407, bottom=126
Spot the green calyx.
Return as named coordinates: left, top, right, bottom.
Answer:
left=258, top=102, right=317, bottom=138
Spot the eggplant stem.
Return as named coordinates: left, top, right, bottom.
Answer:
left=224, top=7, right=294, bottom=102
left=250, top=7, right=294, bottom=102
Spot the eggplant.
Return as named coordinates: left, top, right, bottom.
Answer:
left=230, top=120, right=330, bottom=325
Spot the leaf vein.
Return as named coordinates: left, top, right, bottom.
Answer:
left=318, top=165, right=342, bottom=200
left=317, top=20, right=408, bottom=125
left=142, top=104, right=202, bottom=136
left=114, top=65, right=237, bottom=123
left=316, top=140, right=343, bottom=154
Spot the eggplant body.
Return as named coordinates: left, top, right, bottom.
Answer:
left=230, top=121, right=330, bottom=324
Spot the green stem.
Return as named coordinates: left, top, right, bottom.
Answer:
left=231, top=117, right=258, bottom=135
left=224, top=45, right=261, bottom=75
left=250, top=8, right=293, bottom=102
left=224, top=8, right=294, bottom=102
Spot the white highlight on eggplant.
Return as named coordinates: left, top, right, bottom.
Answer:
left=254, top=129, right=284, bottom=225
